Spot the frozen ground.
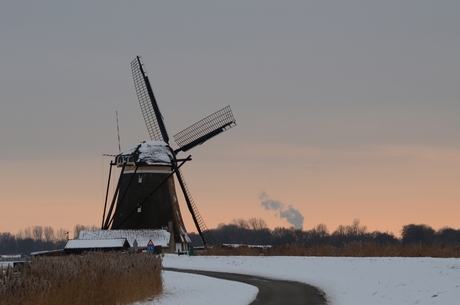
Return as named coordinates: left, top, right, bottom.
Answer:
left=133, top=271, right=258, bottom=305
left=142, top=254, right=460, bottom=305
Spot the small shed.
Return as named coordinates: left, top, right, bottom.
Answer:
left=64, top=238, right=129, bottom=255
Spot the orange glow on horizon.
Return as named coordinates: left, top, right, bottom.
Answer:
left=2, top=142, right=459, bottom=239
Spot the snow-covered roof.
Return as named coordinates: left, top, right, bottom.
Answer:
left=1, top=254, right=22, bottom=259
left=65, top=239, right=128, bottom=249
left=119, top=140, right=173, bottom=166
left=79, top=229, right=171, bottom=247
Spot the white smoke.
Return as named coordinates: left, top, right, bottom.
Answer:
left=259, top=191, right=304, bottom=230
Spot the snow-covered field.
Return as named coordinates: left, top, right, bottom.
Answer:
left=145, top=254, right=460, bottom=305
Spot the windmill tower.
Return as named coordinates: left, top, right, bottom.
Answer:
left=101, top=56, right=236, bottom=247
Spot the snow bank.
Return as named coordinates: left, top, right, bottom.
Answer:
left=161, top=255, right=460, bottom=305
left=136, top=270, right=257, bottom=305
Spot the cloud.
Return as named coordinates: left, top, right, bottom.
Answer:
left=259, top=191, right=304, bottom=229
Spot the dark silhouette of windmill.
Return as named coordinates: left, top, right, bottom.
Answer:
left=101, top=56, right=236, bottom=247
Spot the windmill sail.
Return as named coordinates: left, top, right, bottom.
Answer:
left=174, top=166, right=216, bottom=246
left=173, top=105, right=236, bottom=153
left=131, top=56, right=169, bottom=143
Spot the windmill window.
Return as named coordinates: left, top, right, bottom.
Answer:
left=138, top=174, right=143, bottom=183
left=116, top=155, right=134, bottom=167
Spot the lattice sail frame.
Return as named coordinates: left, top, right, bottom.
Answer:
left=173, top=105, right=236, bottom=152
left=131, top=57, right=169, bottom=142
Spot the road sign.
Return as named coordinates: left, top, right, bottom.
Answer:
left=147, top=239, right=155, bottom=253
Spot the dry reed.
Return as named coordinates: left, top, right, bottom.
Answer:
left=0, top=252, right=162, bottom=305
left=203, top=243, right=460, bottom=258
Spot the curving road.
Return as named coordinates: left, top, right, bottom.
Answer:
left=164, top=268, right=327, bottom=305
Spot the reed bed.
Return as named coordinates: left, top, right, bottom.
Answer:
left=203, top=242, right=460, bottom=258
left=0, top=252, right=162, bottom=305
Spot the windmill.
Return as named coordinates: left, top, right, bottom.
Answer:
left=101, top=56, right=236, bottom=247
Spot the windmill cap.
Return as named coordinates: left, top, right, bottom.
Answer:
left=118, top=140, right=173, bottom=166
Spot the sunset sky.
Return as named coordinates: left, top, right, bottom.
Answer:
left=1, top=1, right=459, bottom=238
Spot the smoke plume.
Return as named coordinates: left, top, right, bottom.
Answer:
left=259, top=191, right=304, bottom=229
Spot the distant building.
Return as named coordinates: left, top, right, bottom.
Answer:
left=64, top=238, right=130, bottom=255
left=78, top=227, right=190, bottom=253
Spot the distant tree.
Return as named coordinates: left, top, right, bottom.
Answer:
left=32, top=226, right=44, bottom=241
left=55, top=228, right=69, bottom=241
left=232, top=218, right=250, bottom=230
left=370, top=231, right=399, bottom=245
left=248, top=218, right=268, bottom=231
left=331, top=219, right=369, bottom=246
left=23, top=227, right=33, bottom=239
left=0, top=232, right=17, bottom=254
left=306, top=223, right=330, bottom=246
left=43, top=226, right=55, bottom=243
left=16, top=237, right=35, bottom=255
left=73, top=224, right=98, bottom=239
left=333, top=225, right=347, bottom=237
left=272, top=227, right=296, bottom=245
left=312, top=223, right=329, bottom=238
left=187, top=232, right=203, bottom=246
left=0, top=227, right=69, bottom=255
left=435, top=227, right=460, bottom=246
left=401, top=224, right=435, bottom=245
left=346, top=219, right=367, bottom=236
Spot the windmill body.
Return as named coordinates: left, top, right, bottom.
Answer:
left=110, top=141, right=188, bottom=246
left=101, top=56, right=236, bottom=250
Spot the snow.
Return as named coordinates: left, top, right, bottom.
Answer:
left=144, top=255, right=460, bottom=305
left=79, top=229, right=171, bottom=248
left=0, top=262, right=14, bottom=268
left=133, top=271, right=258, bottom=305
left=119, top=141, right=173, bottom=166
left=64, top=238, right=128, bottom=249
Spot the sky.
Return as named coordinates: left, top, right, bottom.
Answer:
left=1, top=1, right=459, bottom=237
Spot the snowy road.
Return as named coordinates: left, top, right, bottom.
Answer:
left=165, top=268, right=326, bottom=304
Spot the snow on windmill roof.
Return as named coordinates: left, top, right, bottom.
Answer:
left=78, top=229, right=172, bottom=248
left=119, top=140, right=174, bottom=166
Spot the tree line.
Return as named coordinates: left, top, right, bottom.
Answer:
left=189, top=218, right=460, bottom=247
left=0, top=224, right=97, bottom=256
left=2, top=221, right=458, bottom=255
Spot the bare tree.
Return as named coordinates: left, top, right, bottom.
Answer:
left=232, top=218, right=250, bottom=229
left=346, top=219, right=367, bottom=236
left=32, top=226, right=43, bottom=241
left=74, top=224, right=85, bottom=239
left=73, top=224, right=98, bottom=239
left=55, top=228, right=69, bottom=241
left=333, top=225, right=346, bottom=236
left=248, top=218, right=268, bottom=230
left=312, top=223, right=329, bottom=238
left=23, top=227, right=33, bottom=239
left=16, top=229, right=24, bottom=239
left=43, top=226, right=55, bottom=243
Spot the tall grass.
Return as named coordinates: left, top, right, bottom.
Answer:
left=203, top=243, right=460, bottom=258
left=0, top=252, right=162, bottom=305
